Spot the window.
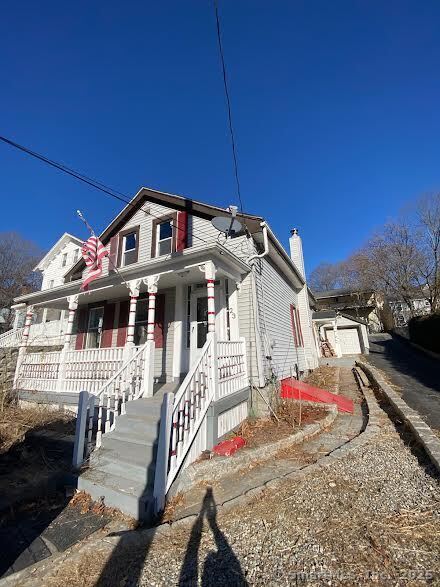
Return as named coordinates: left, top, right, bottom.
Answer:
left=45, top=308, right=61, bottom=322
left=61, top=252, right=68, bottom=267
left=49, top=279, right=54, bottom=289
left=156, top=220, right=173, bottom=256
left=86, top=307, right=104, bottom=348
left=118, top=228, right=139, bottom=266
left=290, top=304, right=304, bottom=347
left=73, top=249, right=79, bottom=263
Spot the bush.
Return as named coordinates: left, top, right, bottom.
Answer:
left=408, top=314, right=440, bottom=354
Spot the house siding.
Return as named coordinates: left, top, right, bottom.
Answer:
left=254, top=256, right=307, bottom=381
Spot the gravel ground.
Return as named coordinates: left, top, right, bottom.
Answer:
left=34, top=392, right=440, bottom=587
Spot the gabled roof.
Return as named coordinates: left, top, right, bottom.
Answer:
left=34, top=233, right=82, bottom=272
left=312, top=309, right=368, bottom=326
left=64, top=186, right=305, bottom=288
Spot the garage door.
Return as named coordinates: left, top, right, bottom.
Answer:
left=327, top=328, right=362, bottom=355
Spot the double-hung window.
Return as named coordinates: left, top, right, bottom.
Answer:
left=120, top=230, right=138, bottom=266
left=156, top=220, right=173, bottom=256
left=61, top=253, right=68, bottom=267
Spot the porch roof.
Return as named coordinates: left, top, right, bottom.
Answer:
left=14, top=242, right=250, bottom=309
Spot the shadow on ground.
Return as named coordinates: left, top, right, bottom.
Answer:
left=96, top=488, right=248, bottom=587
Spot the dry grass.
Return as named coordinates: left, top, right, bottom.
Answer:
left=305, top=365, right=339, bottom=394
left=0, top=405, right=75, bottom=454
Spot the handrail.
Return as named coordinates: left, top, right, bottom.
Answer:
left=173, top=337, right=212, bottom=408
left=95, top=343, right=147, bottom=399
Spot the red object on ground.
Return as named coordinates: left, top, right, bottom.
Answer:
left=280, top=378, right=354, bottom=414
left=213, top=436, right=246, bottom=457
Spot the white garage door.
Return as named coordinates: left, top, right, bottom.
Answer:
left=327, top=328, right=362, bottom=355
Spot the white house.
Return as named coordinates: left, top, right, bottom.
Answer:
left=313, top=310, right=370, bottom=357
left=7, top=187, right=319, bottom=519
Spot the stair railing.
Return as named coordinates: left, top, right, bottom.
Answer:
left=72, top=342, right=149, bottom=468
left=153, top=333, right=217, bottom=513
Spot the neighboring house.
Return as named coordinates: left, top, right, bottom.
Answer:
left=313, top=310, right=370, bottom=358
left=8, top=187, right=319, bottom=519
left=389, top=296, right=431, bottom=328
left=4, top=233, right=83, bottom=347
left=314, top=288, right=392, bottom=333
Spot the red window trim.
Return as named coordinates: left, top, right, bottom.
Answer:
left=290, top=304, right=304, bottom=348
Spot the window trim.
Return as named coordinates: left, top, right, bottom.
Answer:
left=117, top=225, right=140, bottom=267
left=61, top=252, right=68, bottom=267
left=151, top=213, right=177, bottom=258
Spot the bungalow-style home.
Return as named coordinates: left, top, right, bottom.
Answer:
left=7, top=187, right=319, bottom=519
left=313, top=310, right=370, bottom=358
left=314, top=288, right=393, bottom=333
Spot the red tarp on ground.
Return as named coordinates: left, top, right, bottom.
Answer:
left=280, top=378, right=354, bottom=414
left=213, top=436, right=246, bottom=457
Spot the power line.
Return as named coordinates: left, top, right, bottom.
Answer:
left=213, top=0, right=244, bottom=214
left=0, top=134, right=210, bottom=247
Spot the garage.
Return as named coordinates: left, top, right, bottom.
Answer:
left=312, top=310, right=369, bottom=358
left=327, top=327, right=361, bottom=355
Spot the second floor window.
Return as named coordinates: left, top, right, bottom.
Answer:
left=121, top=231, right=138, bottom=266
left=61, top=252, right=68, bottom=267
left=156, top=220, right=173, bottom=256
left=73, top=249, right=79, bottom=263
left=49, top=279, right=55, bottom=288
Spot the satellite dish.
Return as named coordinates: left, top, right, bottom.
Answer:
left=211, top=216, right=243, bottom=237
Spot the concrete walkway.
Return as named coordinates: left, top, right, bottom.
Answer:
left=171, top=368, right=365, bottom=520
left=367, top=333, right=440, bottom=431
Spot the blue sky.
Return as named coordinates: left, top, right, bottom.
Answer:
left=1, top=1, right=440, bottom=273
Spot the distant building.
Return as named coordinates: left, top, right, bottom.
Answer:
left=313, top=288, right=392, bottom=333
left=389, top=296, right=431, bottom=328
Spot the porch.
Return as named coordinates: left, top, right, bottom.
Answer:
left=13, top=252, right=249, bottom=400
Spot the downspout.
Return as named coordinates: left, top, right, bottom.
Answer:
left=247, top=221, right=269, bottom=263
left=246, top=221, right=269, bottom=387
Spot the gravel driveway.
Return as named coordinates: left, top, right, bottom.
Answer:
left=31, top=379, right=439, bottom=587
left=367, top=333, right=440, bottom=431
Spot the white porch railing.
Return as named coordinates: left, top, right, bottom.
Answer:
left=217, top=338, right=248, bottom=399
left=72, top=343, right=149, bottom=466
left=62, top=347, right=125, bottom=393
left=0, top=328, right=24, bottom=348
left=19, top=350, right=62, bottom=392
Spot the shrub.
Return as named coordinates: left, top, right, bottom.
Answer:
left=408, top=313, right=440, bottom=353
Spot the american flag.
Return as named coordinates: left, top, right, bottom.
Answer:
left=81, top=236, right=108, bottom=291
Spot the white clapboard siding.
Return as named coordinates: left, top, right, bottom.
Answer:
left=254, top=256, right=307, bottom=380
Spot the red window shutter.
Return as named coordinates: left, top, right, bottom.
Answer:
left=109, top=235, right=119, bottom=272
left=75, top=308, right=88, bottom=350
left=175, top=211, right=188, bottom=252
left=290, top=304, right=298, bottom=347
left=154, top=294, right=165, bottom=348
left=296, top=308, right=304, bottom=347
left=116, top=300, right=129, bottom=347
left=101, top=303, right=115, bottom=348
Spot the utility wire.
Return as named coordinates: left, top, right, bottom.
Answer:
left=213, top=0, right=244, bottom=214
left=0, top=134, right=210, bottom=247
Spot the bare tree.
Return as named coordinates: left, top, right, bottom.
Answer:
left=308, top=262, right=340, bottom=291
left=0, top=232, right=43, bottom=328
left=415, top=193, right=440, bottom=311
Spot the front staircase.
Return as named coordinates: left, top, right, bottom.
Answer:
left=78, top=383, right=178, bottom=520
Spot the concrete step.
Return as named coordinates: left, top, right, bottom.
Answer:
left=78, top=469, right=153, bottom=520
left=113, top=415, right=160, bottom=439
left=99, top=436, right=158, bottom=467
left=89, top=453, right=156, bottom=487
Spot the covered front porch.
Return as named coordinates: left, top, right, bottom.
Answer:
left=14, top=247, right=250, bottom=400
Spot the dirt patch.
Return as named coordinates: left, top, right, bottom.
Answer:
left=305, top=365, right=339, bottom=394
left=235, top=403, right=327, bottom=449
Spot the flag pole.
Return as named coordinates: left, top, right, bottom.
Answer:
left=76, top=210, right=130, bottom=289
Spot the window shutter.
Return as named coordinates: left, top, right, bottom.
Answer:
left=154, top=294, right=165, bottom=348
left=116, top=300, right=129, bottom=347
left=175, top=211, right=188, bottom=252
left=295, top=308, right=304, bottom=347
left=75, top=308, right=88, bottom=350
left=290, top=304, right=298, bottom=347
left=101, top=303, right=115, bottom=348
left=109, top=235, right=119, bottom=272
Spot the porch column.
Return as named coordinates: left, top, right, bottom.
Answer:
left=64, top=295, right=78, bottom=350
left=142, top=274, right=160, bottom=397
left=124, top=279, right=141, bottom=359
left=332, top=319, right=342, bottom=358
left=203, top=261, right=217, bottom=333
left=13, top=305, right=34, bottom=389
left=172, top=284, right=185, bottom=381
